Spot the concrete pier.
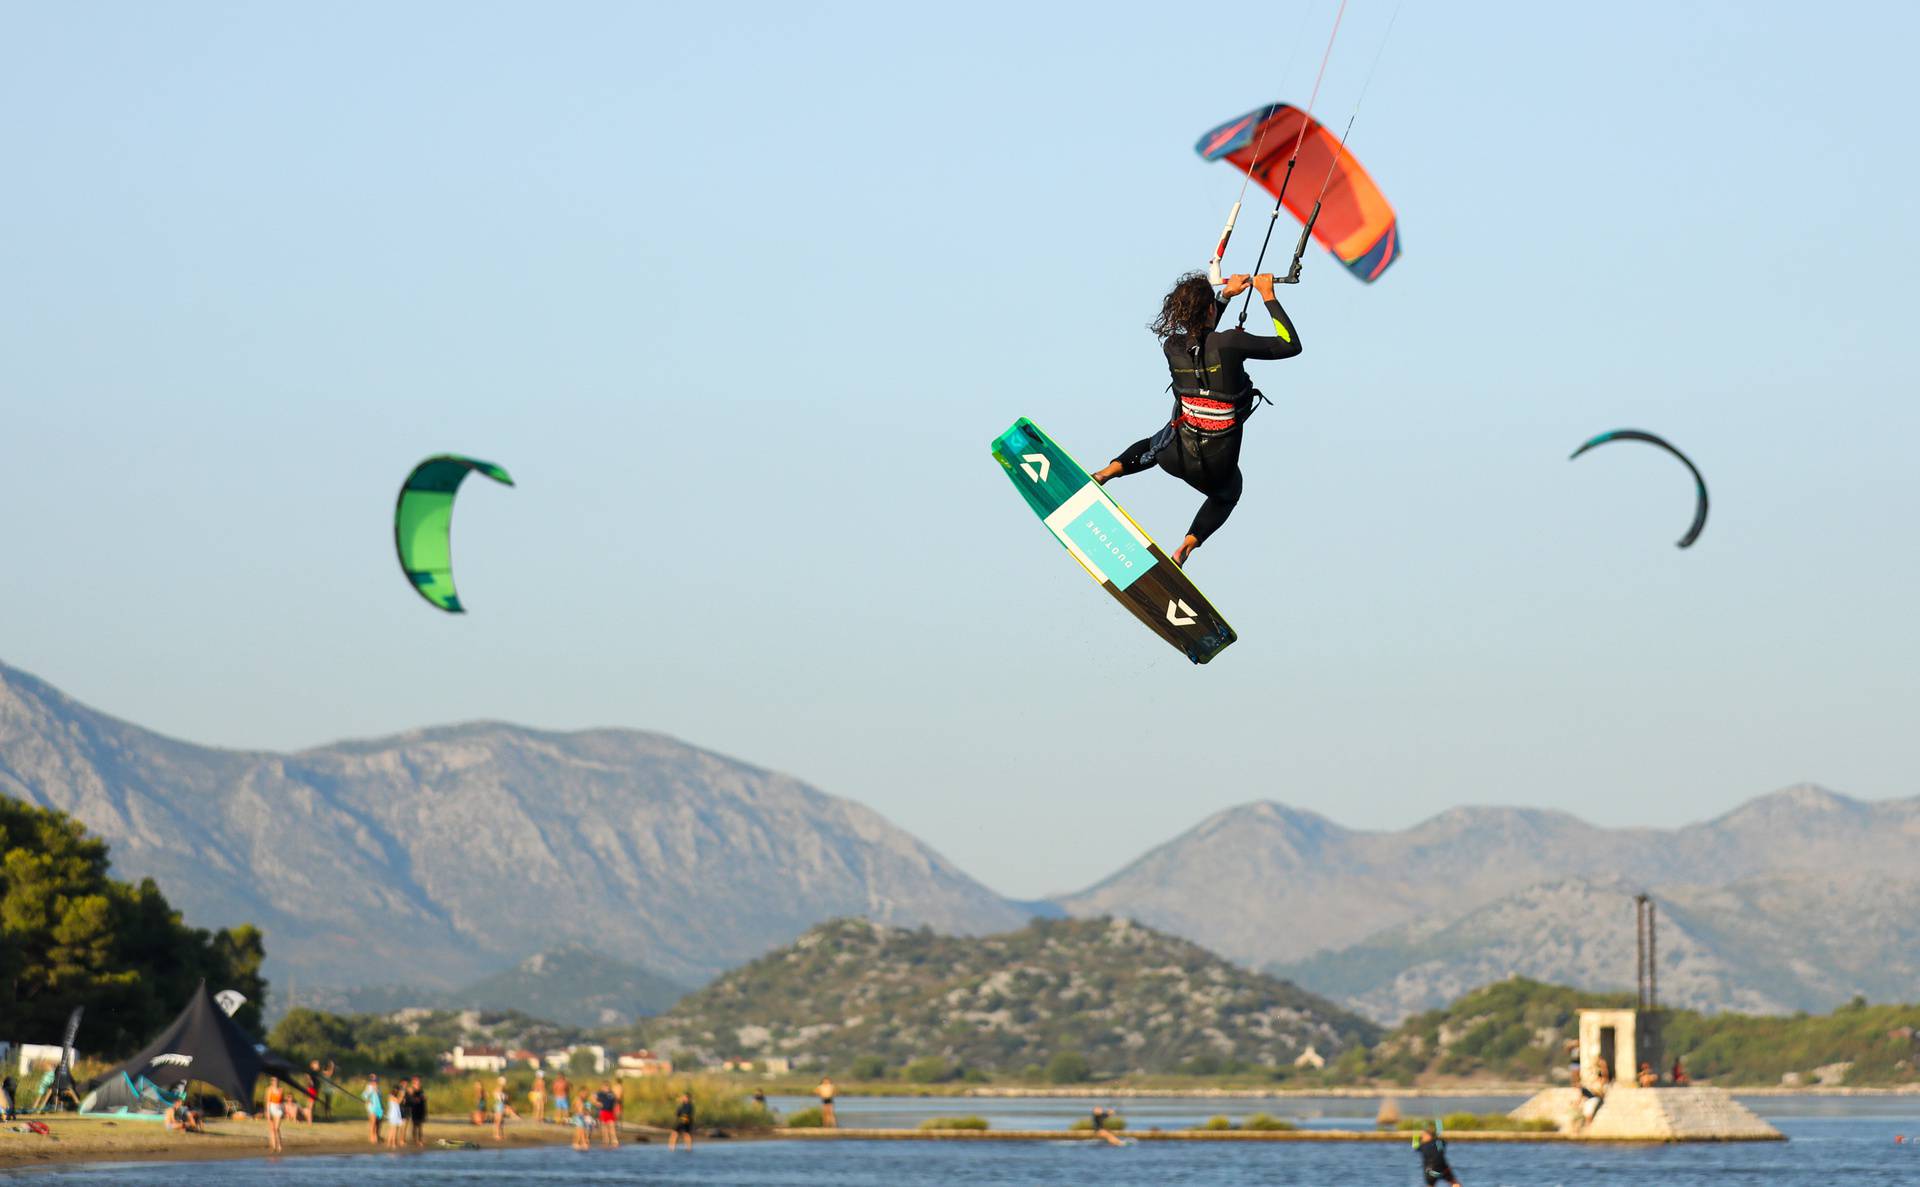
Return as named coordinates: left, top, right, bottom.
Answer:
left=1510, top=1086, right=1782, bottom=1140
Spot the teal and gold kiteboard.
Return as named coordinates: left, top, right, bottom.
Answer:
left=992, top=418, right=1236, bottom=665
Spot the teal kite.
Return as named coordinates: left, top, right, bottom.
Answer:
left=394, top=454, right=514, bottom=612
left=1569, top=430, right=1708, bottom=549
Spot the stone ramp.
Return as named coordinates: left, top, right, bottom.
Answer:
left=1511, top=1086, right=1782, bottom=1140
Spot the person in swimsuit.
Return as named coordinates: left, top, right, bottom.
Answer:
left=817, top=1075, right=836, bottom=1128
left=570, top=1093, right=592, bottom=1150
left=1089, top=1105, right=1124, bottom=1146
left=529, top=1070, right=546, bottom=1124
left=670, top=1090, right=695, bottom=1151
left=264, top=1076, right=286, bottom=1152
left=492, top=1075, right=515, bottom=1141
left=386, top=1085, right=405, bottom=1149
left=595, top=1083, right=619, bottom=1147
left=164, top=1097, right=204, bottom=1132
left=361, top=1073, right=382, bottom=1144
left=1091, top=271, right=1303, bottom=565
left=552, top=1073, right=569, bottom=1120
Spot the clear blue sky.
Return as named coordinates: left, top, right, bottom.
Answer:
left=3, top=2, right=1915, bottom=899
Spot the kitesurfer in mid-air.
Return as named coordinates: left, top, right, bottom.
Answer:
left=1091, top=271, right=1301, bottom=565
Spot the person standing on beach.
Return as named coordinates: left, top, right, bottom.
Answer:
left=570, top=1093, right=592, bottom=1151
left=302, top=1060, right=323, bottom=1124
left=595, top=1082, right=619, bottom=1147
left=552, top=1072, right=569, bottom=1121
left=612, top=1077, right=625, bottom=1128
left=472, top=1077, right=487, bottom=1125
left=817, top=1075, right=836, bottom=1127
left=492, top=1075, right=517, bottom=1141
left=321, top=1059, right=337, bottom=1120
left=360, top=1074, right=382, bottom=1144
left=1415, top=1123, right=1461, bottom=1187
left=385, top=1084, right=405, bottom=1149
left=264, top=1076, right=287, bottom=1153
left=529, top=1069, right=546, bottom=1123
left=406, top=1076, right=428, bottom=1147
left=670, top=1090, right=695, bottom=1151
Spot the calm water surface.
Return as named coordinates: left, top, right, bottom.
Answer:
left=11, top=1096, right=1919, bottom=1185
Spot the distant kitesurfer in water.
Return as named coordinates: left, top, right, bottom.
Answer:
left=1091, top=271, right=1302, bottom=565
left=1414, top=1122, right=1462, bottom=1187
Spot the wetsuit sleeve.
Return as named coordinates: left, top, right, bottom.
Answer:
left=1233, top=297, right=1303, bottom=360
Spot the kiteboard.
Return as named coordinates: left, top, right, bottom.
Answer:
left=992, top=418, right=1236, bottom=665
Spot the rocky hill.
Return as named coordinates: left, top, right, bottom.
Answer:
left=637, top=917, right=1379, bottom=1076
left=1342, top=976, right=1920, bottom=1089
left=0, top=661, right=1027, bottom=992
left=1059, top=788, right=1920, bottom=1016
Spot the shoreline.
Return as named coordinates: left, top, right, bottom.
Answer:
left=950, top=1083, right=1920, bottom=1099
left=0, top=1115, right=659, bottom=1173
left=775, top=1127, right=1781, bottom=1144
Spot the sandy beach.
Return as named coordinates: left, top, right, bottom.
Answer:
left=0, top=1115, right=618, bottom=1172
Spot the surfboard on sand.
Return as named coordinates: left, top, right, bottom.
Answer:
left=992, top=417, right=1236, bottom=665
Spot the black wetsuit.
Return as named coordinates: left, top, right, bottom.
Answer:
left=675, top=1099, right=694, bottom=1134
left=1417, top=1134, right=1457, bottom=1185
left=1110, top=296, right=1302, bottom=546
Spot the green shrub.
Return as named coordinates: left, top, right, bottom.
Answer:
left=1395, top=1113, right=1556, bottom=1133
left=1046, top=1051, right=1090, bottom=1084
left=849, top=1055, right=889, bottom=1080
left=903, top=1056, right=954, bottom=1084
left=919, top=1115, right=989, bottom=1130
left=784, top=1107, right=825, bottom=1128
left=1242, top=1113, right=1296, bottom=1131
left=1197, top=1115, right=1235, bottom=1131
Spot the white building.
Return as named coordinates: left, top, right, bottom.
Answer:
left=448, top=1045, right=508, bottom=1073
left=541, top=1044, right=608, bottom=1074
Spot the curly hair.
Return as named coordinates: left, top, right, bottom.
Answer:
left=1149, top=271, right=1218, bottom=346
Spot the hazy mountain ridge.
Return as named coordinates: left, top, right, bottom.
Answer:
left=639, top=916, right=1379, bottom=1075
left=0, top=661, right=1027, bottom=991
left=1059, top=786, right=1920, bottom=977
left=292, top=943, right=690, bottom=1027
left=1279, top=865, right=1920, bottom=1024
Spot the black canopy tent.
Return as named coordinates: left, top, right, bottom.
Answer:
left=85, top=981, right=299, bottom=1107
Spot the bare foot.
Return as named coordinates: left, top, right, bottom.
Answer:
left=1091, top=461, right=1122, bottom=485
left=1172, top=535, right=1199, bottom=565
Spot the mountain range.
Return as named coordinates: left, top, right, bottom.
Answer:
left=3, top=659, right=1913, bottom=1023
left=0, top=661, right=1024, bottom=991
left=1064, top=791, right=1920, bottom=1020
